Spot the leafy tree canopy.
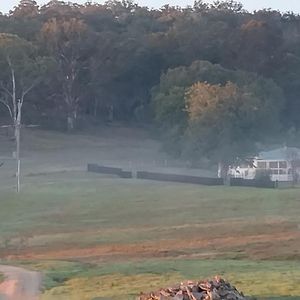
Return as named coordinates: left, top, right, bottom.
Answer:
left=153, top=60, right=284, bottom=162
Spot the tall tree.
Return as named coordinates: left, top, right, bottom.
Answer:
left=11, top=0, right=39, bottom=18
left=153, top=60, right=284, bottom=162
left=0, top=33, right=43, bottom=132
left=184, top=79, right=284, bottom=165
left=40, top=17, right=95, bottom=130
left=0, top=33, right=47, bottom=192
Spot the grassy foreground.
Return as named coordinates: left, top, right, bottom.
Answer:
left=0, top=171, right=299, bottom=299
left=26, top=259, right=299, bottom=300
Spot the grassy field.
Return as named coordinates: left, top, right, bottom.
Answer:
left=0, top=171, right=299, bottom=299
left=0, top=128, right=299, bottom=299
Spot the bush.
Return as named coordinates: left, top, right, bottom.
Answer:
left=255, top=169, right=272, bottom=182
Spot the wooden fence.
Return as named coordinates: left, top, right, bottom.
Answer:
left=87, top=164, right=133, bottom=178
left=136, top=171, right=223, bottom=186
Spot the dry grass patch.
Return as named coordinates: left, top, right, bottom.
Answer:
left=41, top=273, right=182, bottom=300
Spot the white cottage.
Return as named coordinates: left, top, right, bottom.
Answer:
left=255, top=147, right=300, bottom=182
left=228, top=147, right=300, bottom=182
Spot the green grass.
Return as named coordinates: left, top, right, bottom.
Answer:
left=0, top=272, right=4, bottom=283
left=1, top=171, right=300, bottom=299
left=21, top=259, right=300, bottom=299
left=0, top=171, right=299, bottom=241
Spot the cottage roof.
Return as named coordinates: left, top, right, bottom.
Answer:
left=258, top=147, right=300, bottom=161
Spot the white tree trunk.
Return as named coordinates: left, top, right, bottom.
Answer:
left=0, top=56, right=37, bottom=192
left=67, top=109, right=77, bottom=131
left=15, top=101, right=22, bottom=193
left=67, top=116, right=74, bottom=131
left=217, top=162, right=222, bottom=178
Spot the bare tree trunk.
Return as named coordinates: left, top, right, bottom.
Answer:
left=108, top=105, right=114, bottom=122
left=67, top=108, right=77, bottom=131
left=217, top=162, right=222, bottom=178
left=67, top=115, right=74, bottom=131
left=0, top=56, right=37, bottom=193
left=94, top=98, right=98, bottom=118
left=218, top=161, right=229, bottom=180
left=16, top=101, right=22, bottom=193
left=6, top=57, right=18, bottom=137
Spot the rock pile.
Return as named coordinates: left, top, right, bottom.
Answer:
left=138, top=276, right=255, bottom=300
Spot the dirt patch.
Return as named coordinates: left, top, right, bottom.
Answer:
left=1, top=218, right=299, bottom=263
left=4, top=230, right=299, bottom=262
left=0, top=265, right=41, bottom=300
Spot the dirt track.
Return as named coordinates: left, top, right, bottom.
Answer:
left=0, top=265, right=41, bottom=300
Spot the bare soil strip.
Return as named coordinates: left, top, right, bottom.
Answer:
left=3, top=230, right=299, bottom=262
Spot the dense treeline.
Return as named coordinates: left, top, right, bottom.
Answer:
left=1, top=0, right=300, bottom=164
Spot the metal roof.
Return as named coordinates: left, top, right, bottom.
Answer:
left=258, top=147, right=300, bottom=161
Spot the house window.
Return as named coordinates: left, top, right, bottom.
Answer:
left=272, top=169, right=279, bottom=175
left=269, top=161, right=279, bottom=168
left=279, top=169, right=286, bottom=175
left=257, top=161, right=267, bottom=169
left=279, top=161, right=287, bottom=168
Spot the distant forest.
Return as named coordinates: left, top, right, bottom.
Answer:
left=1, top=0, right=300, bottom=164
